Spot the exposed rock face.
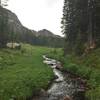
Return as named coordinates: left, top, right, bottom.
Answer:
left=7, top=9, right=23, bottom=33
left=0, top=6, right=36, bottom=38
left=63, top=96, right=72, bottom=100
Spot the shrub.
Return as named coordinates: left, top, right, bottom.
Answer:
left=86, top=86, right=100, bottom=100
left=65, top=63, right=79, bottom=73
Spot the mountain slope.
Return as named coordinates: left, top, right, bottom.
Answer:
left=0, top=6, right=64, bottom=47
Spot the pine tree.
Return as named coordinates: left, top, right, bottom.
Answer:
left=62, top=0, right=100, bottom=55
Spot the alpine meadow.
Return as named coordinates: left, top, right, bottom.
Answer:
left=0, top=0, right=100, bottom=100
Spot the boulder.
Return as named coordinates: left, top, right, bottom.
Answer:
left=63, top=95, right=72, bottom=100
left=6, top=42, right=21, bottom=49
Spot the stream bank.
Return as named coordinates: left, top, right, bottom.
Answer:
left=32, top=55, right=87, bottom=100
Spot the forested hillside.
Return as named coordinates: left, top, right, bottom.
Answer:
left=62, top=0, right=100, bottom=55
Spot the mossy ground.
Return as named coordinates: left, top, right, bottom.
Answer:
left=0, top=44, right=54, bottom=100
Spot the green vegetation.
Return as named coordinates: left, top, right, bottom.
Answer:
left=47, top=48, right=100, bottom=100
left=0, top=0, right=100, bottom=100
left=60, top=0, right=100, bottom=99
left=62, top=0, right=100, bottom=55
left=0, top=44, right=54, bottom=100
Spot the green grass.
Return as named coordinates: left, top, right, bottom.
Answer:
left=0, top=44, right=54, bottom=100
left=47, top=48, right=100, bottom=100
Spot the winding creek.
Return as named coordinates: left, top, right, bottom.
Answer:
left=32, top=55, right=86, bottom=100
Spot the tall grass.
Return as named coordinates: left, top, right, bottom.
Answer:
left=0, top=44, right=54, bottom=99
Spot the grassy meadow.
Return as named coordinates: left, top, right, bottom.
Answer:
left=0, top=44, right=54, bottom=100
left=48, top=48, right=100, bottom=100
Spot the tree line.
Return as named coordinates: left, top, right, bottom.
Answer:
left=17, top=29, right=64, bottom=48
left=62, top=0, right=100, bottom=55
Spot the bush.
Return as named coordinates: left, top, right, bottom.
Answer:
left=67, top=63, right=79, bottom=73
left=21, top=48, right=26, bottom=54
left=86, top=86, right=100, bottom=100
left=88, top=70, right=100, bottom=87
left=77, top=66, right=92, bottom=79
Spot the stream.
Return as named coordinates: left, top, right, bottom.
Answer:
left=32, top=55, right=86, bottom=100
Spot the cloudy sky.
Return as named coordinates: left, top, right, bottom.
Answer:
left=7, top=0, right=64, bottom=36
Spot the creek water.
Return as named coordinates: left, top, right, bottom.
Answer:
left=32, top=55, right=86, bottom=100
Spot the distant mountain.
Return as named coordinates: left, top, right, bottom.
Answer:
left=32, top=29, right=62, bottom=38
left=37, top=29, right=61, bottom=38
left=38, top=29, right=54, bottom=37
left=0, top=6, right=64, bottom=47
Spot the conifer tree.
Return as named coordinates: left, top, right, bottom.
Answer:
left=62, top=0, right=100, bottom=55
